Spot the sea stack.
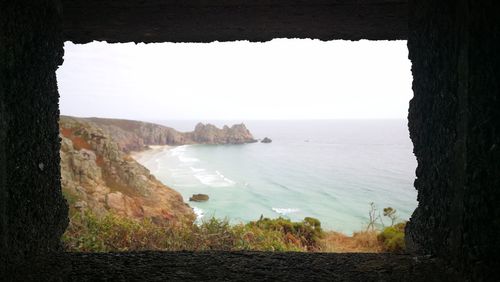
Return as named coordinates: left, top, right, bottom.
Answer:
left=261, top=137, right=272, bottom=143
left=189, top=194, right=209, bottom=202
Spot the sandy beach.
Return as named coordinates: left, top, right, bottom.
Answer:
left=129, top=145, right=171, bottom=160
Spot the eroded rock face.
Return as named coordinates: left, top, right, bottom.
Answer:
left=105, top=191, right=144, bottom=218
left=70, top=117, right=257, bottom=152
left=190, top=123, right=257, bottom=144
left=59, top=116, right=195, bottom=224
left=85, top=117, right=190, bottom=152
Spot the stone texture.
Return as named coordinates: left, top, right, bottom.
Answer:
left=406, top=0, right=500, bottom=279
left=0, top=0, right=68, bottom=272
left=16, top=252, right=459, bottom=282
left=62, top=0, right=409, bottom=43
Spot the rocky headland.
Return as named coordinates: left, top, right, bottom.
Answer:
left=59, top=116, right=257, bottom=225
left=81, top=116, right=257, bottom=152
left=188, top=123, right=257, bottom=145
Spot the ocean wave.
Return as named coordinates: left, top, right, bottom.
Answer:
left=194, top=172, right=234, bottom=187
left=193, top=207, right=204, bottom=221
left=272, top=208, right=300, bottom=215
left=215, top=170, right=236, bottom=185
left=170, top=145, right=199, bottom=163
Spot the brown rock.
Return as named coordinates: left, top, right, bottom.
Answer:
left=189, top=194, right=209, bottom=202
left=59, top=116, right=196, bottom=225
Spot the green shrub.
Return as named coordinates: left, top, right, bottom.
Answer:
left=231, top=224, right=301, bottom=252
left=247, top=216, right=324, bottom=251
left=63, top=210, right=168, bottom=252
left=192, top=217, right=235, bottom=251
left=62, top=210, right=321, bottom=252
left=377, top=222, right=406, bottom=253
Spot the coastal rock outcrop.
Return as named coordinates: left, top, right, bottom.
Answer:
left=261, top=137, right=272, bottom=143
left=189, top=123, right=257, bottom=144
left=59, top=116, right=195, bottom=224
left=189, top=194, right=209, bottom=202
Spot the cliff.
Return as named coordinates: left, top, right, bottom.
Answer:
left=188, top=123, right=257, bottom=144
left=85, top=117, right=189, bottom=152
left=59, top=116, right=195, bottom=224
left=76, top=116, right=257, bottom=152
left=59, top=116, right=257, bottom=225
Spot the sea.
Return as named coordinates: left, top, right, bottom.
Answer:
left=133, top=119, right=418, bottom=234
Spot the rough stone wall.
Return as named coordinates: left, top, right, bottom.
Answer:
left=0, top=0, right=408, bottom=275
left=406, top=0, right=500, bottom=279
left=62, top=0, right=408, bottom=43
left=0, top=0, right=68, bottom=271
left=2, top=0, right=500, bottom=279
left=465, top=1, right=500, bottom=279
left=0, top=29, right=6, bottom=274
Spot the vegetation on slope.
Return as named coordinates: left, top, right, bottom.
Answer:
left=377, top=222, right=406, bottom=253
left=63, top=210, right=323, bottom=252
left=63, top=204, right=406, bottom=253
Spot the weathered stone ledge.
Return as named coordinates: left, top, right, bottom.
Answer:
left=11, top=251, right=459, bottom=281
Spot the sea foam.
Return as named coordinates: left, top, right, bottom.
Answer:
left=272, top=208, right=300, bottom=215
left=171, top=145, right=200, bottom=163
left=193, top=171, right=235, bottom=187
left=193, top=207, right=204, bottom=221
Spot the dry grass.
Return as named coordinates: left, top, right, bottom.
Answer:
left=320, top=230, right=383, bottom=253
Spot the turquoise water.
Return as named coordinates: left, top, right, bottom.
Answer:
left=134, top=120, right=418, bottom=234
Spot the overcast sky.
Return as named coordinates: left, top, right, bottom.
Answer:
left=57, top=39, right=412, bottom=121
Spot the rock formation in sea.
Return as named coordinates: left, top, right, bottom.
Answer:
left=59, top=116, right=195, bottom=224
left=261, top=137, right=272, bottom=143
left=188, top=123, right=257, bottom=144
left=189, top=194, right=209, bottom=202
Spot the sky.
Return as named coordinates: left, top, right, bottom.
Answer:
left=57, top=39, right=412, bottom=121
